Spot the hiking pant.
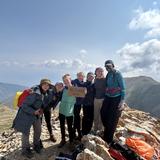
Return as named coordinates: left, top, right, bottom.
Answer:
left=59, top=113, right=74, bottom=143
left=44, top=109, right=52, bottom=136
left=73, top=104, right=82, bottom=137
left=82, top=104, right=94, bottom=135
left=100, top=96, right=121, bottom=144
left=94, top=98, right=104, bottom=131
left=22, top=118, right=41, bottom=151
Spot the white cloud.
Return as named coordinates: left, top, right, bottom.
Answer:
left=41, top=58, right=96, bottom=73
left=0, top=58, right=97, bottom=75
left=80, top=49, right=87, bottom=54
left=153, top=1, right=158, bottom=6
left=117, top=39, right=160, bottom=80
left=79, top=49, right=88, bottom=59
left=129, top=7, right=160, bottom=38
left=0, top=61, right=21, bottom=67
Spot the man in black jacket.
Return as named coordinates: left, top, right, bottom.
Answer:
left=73, top=72, right=85, bottom=140
left=82, top=72, right=95, bottom=135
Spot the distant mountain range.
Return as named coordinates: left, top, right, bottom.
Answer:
left=125, top=76, right=160, bottom=118
left=0, top=76, right=160, bottom=117
left=0, top=82, right=26, bottom=107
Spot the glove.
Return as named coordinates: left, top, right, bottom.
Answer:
left=118, top=100, right=125, bottom=111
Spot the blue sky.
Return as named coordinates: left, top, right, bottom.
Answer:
left=0, top=0, right=160, bottom=86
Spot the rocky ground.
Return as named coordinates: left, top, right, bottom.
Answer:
left=0, top=105, right=160, bottom=160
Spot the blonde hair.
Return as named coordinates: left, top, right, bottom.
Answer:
left=62, top=74, right=71, bottom=81
left=77, top=72, right=85, bottom=77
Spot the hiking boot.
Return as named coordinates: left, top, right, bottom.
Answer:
left=58, top=140, right=66, bottom=148
left=50, top=134, right=56, bottom=143
left=22, top=148, right=34, bottom=158
left=33, top=144, right=42, bottom=153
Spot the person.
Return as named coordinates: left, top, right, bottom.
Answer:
left=100, top=60, right=126, bottom=144
left=73, top=72, right=85, bottom=140
left=82, top=72, right=95, bottom=135
left=13, top=78, right=51, bottom=158
left=58, top=74, right=76, bottom=148
left=43, top=82, right=64, bottom=142
left=93, top=67, right=106, bottom=133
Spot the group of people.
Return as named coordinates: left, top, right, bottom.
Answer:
left=12, top=59, right=126, bottom=158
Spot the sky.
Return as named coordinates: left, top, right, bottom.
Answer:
left=0, top=0, right=160, bottom=86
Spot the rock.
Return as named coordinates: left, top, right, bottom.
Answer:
left=80, top=135, right=112, bottom=160
left=76, top=148, right=103, bottom=160
left=1, top=105, right=160, bottom=159
left=82, top=135, right=106, bottom=146
left=85, top=140, right=96, bottom=152
left=96, top=144, right=114, bottom=160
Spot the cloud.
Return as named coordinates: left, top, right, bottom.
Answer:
left=129, top=7, right=160, bottom=38
left=0, top=58, right=98, bottom=85
left=0, top=58, right=97, bottom=74
left=117, top=39, right=160, bottom=80
left=79, top=49, right=88, bottom=59
left=80, top=49, right=87, bottom=54
left=41, top=58, right=96, bottom=72
left=153, top=1, right=158, bottom=6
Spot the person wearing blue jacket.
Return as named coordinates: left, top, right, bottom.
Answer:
left=13, top=79, right=51, bottom=158
left=100, top=60, right=126, bottom=144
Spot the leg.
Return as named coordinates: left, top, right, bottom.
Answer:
left=21, top=131, right=33, bottom=158
left=82, top=104, right=94, bottom=135
left=59, top=113, right=66, bottom=141
left=106, top=96, right=121, bottom=143
left=97, top=99, right=104, bottom=131
left=33, top=118, right=42, bottom=146
left=94, top=99, right=103, bottom=131
left=22, top=132, right=30, bottom=152
left=66, top=116, right=74, bottom=143
left=33, top=118, right=42, bottom=153
left=73, top=104, right=82, bottom=138
left=100, top=97, right=110, bottom=126
left=58, top=113, right=66, bottom=148
left=87, top=104, right=94, bottom=134
left=44, top=109, right=52, bottom=135
left=102, top=96, right=121, bottom=144
left=82, top=105, right=88, bottom=135
left=44, top=109, right=56, bottom=142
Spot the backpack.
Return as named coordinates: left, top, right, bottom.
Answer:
left=110, top=140, right=143, bottom=160
left=55, top=144, right=84, bottom=160
left=126, top=138, right=155, bottom=160
left=13, top=89, right=33, bottom=108
left=108, top=148, right=127, bottom=160
left=13, top=91, right=23, bottom=109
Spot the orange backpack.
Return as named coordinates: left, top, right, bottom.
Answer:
left=126, top=138, right=155, bottom=160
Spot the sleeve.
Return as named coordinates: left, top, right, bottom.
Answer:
left=46, top=91, right=63, bottom=111
left=117, top=72, right=126, bottom=100
left=21, top=94, right=37, bottom=115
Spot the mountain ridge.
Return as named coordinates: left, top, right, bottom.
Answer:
left=0, top=76, right=160, bottom=117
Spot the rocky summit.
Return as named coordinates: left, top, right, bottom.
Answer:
left=0, top=104, right=160, bottom=160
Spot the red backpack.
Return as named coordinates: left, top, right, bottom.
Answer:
left=17, top=89, right=33, bottom=107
